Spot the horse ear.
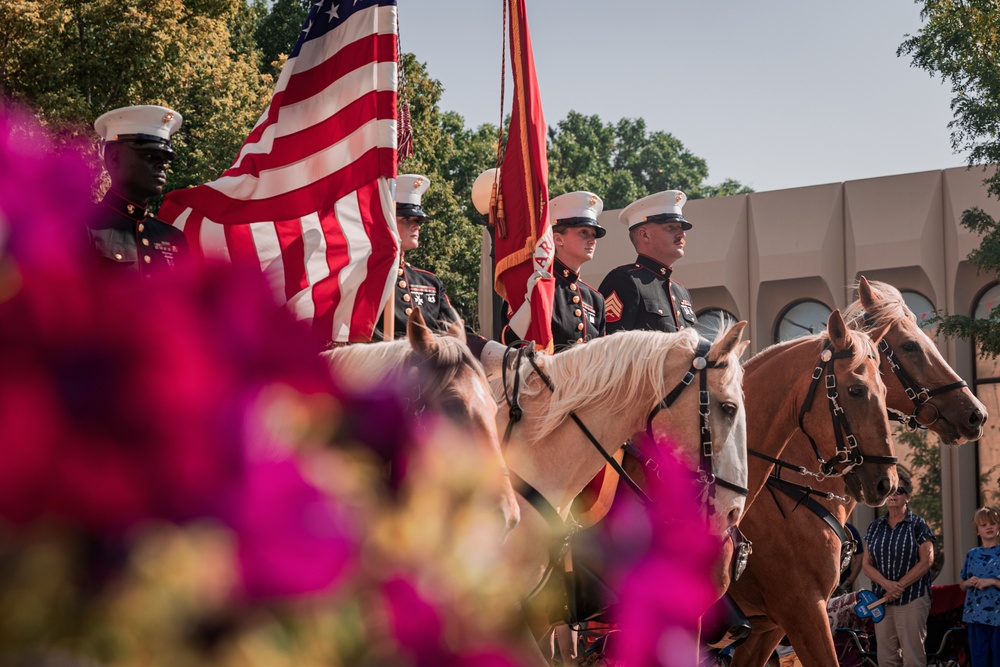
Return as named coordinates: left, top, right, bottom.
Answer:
left=867, top=321, right=893, bottom=346
left=735, top=339, right=751, bottom=360
left=407, top=307, right=437, bottom=359
left=445, top=318, right=467, bottom=344
left=827, top=309, right=850, bottom=349
left=858, top=276, right=880, bottom=311
left=712, top=320, right=748, bottom=360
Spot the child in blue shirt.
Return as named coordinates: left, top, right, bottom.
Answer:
left=960, top=506, right=1000, bottom=667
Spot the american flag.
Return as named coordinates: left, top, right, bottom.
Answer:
left=159, top=0, right=399, bottom=343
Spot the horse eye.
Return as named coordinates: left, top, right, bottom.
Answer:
left=901, top=340, right=919, bottom=353
left=721, top=402, right=738, bottom=415
left=848, top=385, right=865, bottom=398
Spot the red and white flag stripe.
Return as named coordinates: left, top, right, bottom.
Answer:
left=160, top=1, right=399, bottom=342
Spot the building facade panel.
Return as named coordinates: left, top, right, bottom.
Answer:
left=845, top=170, right=945, bottom=306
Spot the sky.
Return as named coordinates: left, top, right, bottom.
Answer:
left=396, top=0, right=964, bottom=194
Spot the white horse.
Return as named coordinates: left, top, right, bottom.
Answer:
left=492, top=324, right=750, bottom=601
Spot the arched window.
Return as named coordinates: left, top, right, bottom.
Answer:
left=695, top=307, right=738, bottom=338
left=973, top=284, right=1000, bottom=506
left=899, top=290, right=937, bottom=330
left=775, top=300, right=832, bottom=344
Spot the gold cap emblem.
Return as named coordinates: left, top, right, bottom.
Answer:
left=675, top=192, right=684, bottom=202
left=162, top=112, right=174, bottom=123
left=589, top=195, right=598, bottom=206
left=413, top=177, right=423, bottom=188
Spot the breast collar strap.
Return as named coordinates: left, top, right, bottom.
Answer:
left=765, top=474, right=857, bottom=573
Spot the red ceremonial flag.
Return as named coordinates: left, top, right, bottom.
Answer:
left=159, top=0, right=399, bottom=343
left=493, top=0, right=555, bottom=353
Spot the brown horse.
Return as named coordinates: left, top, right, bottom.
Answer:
left=729, top=278, right=988, bottom=667
left=323, top=308, right=521, bottom=537
left=740, top=308, right=897, bottom=510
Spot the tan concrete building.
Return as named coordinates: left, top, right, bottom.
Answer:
left=479, top=165, right=1000, bottom=583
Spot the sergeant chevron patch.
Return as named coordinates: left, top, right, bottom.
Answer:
left=605, top=291, right=623, bottom=323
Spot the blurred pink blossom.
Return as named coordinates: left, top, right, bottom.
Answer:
left=382, top=577, right=524, bottom=667
left=230, top=457, right=357, bottom=600
left=596, top=435, right=723, bottom=667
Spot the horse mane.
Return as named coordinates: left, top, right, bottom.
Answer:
left=502, top=325, right=745, bottom=443
left=322, top=334, right=484, bottom=393
left=746, top=326, right=877, bottom=376
left=842, top=280, right=915, bottom=332
left=322, top=338, right=413, bottom=386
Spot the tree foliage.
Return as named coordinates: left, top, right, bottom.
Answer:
left=254, top=0, right=309, bottom=79
left=900, top=0, right=1000, bottom=355
left=547, top=112, right=752, bottom=209
left=0, top=0, right=272, bottom=192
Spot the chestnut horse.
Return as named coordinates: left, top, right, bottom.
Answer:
left=493, top=324, right=750, bottom=605
left=323, top=308, right=520, bottom=536
left=729, top=278, right=988, bottom=667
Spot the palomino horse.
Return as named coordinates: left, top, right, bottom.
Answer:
left=323, top=308, right=520, bottom=536
left=493, top=324, right=750, bottom=604
left=740, top=308, right=898, bottom=509
left=729, top=278, right=988, bottom=667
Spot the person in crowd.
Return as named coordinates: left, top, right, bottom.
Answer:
left=377, top=173, right=461, bottom=339
left=959, top=506, right=1000, bottom=666
left=501, top=190, right=606, bottom=350
left=862, top=466, right=936, bottom=667
left=598, top=189, right=698, bottom=334
left=88, top=105, right=188, bottom=278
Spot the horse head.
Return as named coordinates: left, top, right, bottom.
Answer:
left=806, top=309, right=897, bottom=505
left=406, top=308, right=519, bottom=535
left=704, top=321, right=751, bottom=593
left=855, top=276, right=987, bottom=445
left=325, top=309, right=519, bottom=537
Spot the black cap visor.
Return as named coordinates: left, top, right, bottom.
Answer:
left=553, top=217, right=607, bottom=238
left=641, top=212, right=691, bottom=230
left=113, top=134, right=177, bottom=160
left=396, top=203, right=429, bottom=219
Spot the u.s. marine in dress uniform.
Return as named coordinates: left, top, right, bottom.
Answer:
left=598, top=189, right=698, bottom=334
left=88, top=105, right=188, bottom=279
left=501, top=190, right=606, bottom=351
left=376, top=174, right=461, bottom=339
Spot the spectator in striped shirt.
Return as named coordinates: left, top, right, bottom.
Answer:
left=862, top=466, right=936, bottom=667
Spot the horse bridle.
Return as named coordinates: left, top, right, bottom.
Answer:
left=750, top=340, right=898, bottom=482
left=640, top=338, right=749, bottom=501
left=861, top=314, right=969, bottom=430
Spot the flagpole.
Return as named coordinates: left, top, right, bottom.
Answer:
left=383, top=290, right=395, bottom=339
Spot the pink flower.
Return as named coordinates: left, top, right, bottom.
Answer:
left=381, top=577, right=524, bottom=667
left=230, top=457, right=357, bottom=600
left=594, top=435, right=722, bottom=667
left=0, top=106, right=97, bottom=272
